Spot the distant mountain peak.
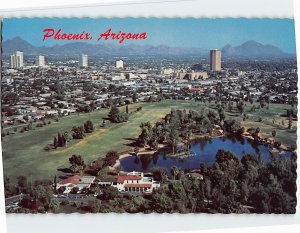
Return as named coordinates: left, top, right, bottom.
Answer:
left=243, top=40, right=260, bottom=44
left=222, top=40, right=288, bottom=58
left=3, top=37, right=37, bottom=54
left=223, top=44, right=232, bottom=49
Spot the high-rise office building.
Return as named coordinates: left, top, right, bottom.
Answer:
left=10, top=51, right=24, bottom=69
left=79, top=54, right=88, bottom=67
left=36, top=55, right=45, bottom=67
left=116, top=60, right=124, bottom=69
left=210, top=49, right=221, bottom=71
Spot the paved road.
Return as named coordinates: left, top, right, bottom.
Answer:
left=3, top=124, right=27, bottom=130
left=6, top=193, right=96, bottom=206
left=5, top=194, right=25, bottom=205
left=53, top=195, right=96, bottom=203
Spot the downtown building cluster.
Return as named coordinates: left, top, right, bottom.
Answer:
left=2, top=49, right=297, bottom=128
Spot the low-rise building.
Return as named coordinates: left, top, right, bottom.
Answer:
left=56, top=175, right=95, bottom=194
left=99, top=171, right=160, bottom=194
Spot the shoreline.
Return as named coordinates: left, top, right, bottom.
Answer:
left=111, top=132, right=295, bottom=172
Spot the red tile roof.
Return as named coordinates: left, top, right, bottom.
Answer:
left=124, top=183, right=152, bottom=188
left=190, top=88, right=203, bottom=92
left=117, top=175, right=142, bottom=183
left=60, top=175, right=81, bottom=185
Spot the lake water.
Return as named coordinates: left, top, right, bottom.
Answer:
left=120, top=136, right=293, bottom=172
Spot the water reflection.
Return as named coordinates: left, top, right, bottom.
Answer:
left=120, top=137, right=292, bottom=172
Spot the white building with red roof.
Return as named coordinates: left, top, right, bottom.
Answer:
left=57, top=175, right=95, bottom=194
left=112, top=171, right=160, bottom=194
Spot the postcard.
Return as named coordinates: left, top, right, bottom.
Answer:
left=1, top=17, right=297, bottom=214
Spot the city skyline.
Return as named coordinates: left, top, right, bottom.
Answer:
left=2, top=18, right=296, bottom=53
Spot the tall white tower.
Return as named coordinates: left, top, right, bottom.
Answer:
left=10, top=51, right=24, bottom=68
left=36, top=55, right=45, bottom=67
left=116, top=60, right=124, bottom=69
left=210, top=49, right=221, bottom=71
left=79, top=54, right=88, bottom=67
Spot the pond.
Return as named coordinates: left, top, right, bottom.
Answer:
left=120, top=136, right=293, bottom=172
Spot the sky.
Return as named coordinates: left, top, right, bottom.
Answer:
left=2, top=18, right=297, bottom=53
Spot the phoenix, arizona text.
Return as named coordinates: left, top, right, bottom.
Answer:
left=43, top=28, right=147, bottom=44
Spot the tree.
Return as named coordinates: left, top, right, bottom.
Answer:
left=240, top=182, right=250, bottom=204
left=151, top=189, right=173, bottom=213
left=132, top=93, right=138, bottom=103
left=152, top=168, right=168, bottom=183
left=171, top=166, right=180, bottom=180
left=108, top=105, right=128, bottom=123
left=126, top=105, right=129, bottom=114
left=108, top=105, right=120, bottom=123
left=218, top=107, right=226, bottom=122
left=236, top=101, right=244, bottom=114
left=49, top=198, right=60, bottom=213
left=61, top=133, right=67, bottom=146
left=168, top=127, right=180, bottom=154
left=228, top=101, right=233, bottom=112
left=53, top=136, right=58, bottom=149
left=53, top=175, right=57, bottom=193
left=288, top=115, right=293, bottom=129
left=168, top=180, right=187, bottom=202
left=88, top=199, right=102, bottom=213
left=255, top=127, right=260, bottom=134
left=98, top=186, right=119, bottom=200
left=103, top=151, right=119, bottom=167
left=207, top=111, right=219, bottom=125
left=260, top=99, right=266, bottom=108
left=84, top=120, right=94, bottom=133
left=17, top=176, right=28, bottom=193
left=223, top=119, right=242, bottom=134
left=72, top=126, right=85, bottom=139
left=69, top=154, right=85, bottom=173
left=89, top=101, right=95, bottom=111
left=33, top=185, right=53, bottom=211
left=4, top=176, right=11, bottom=196
left=138, top=122, right=153, bottom=147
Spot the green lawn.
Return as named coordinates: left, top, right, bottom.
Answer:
left=1, top=100, right=198, bottom=181
left=205, top=101, right=297, bottom=146
left=1, top=99, right=296, bottom=182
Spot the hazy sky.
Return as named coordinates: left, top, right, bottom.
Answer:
left=2, top=18, right=296, bottom=53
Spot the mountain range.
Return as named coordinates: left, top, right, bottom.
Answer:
left=221, top=40, right=290, bottom=58
left=2, top=37, right=294, bottom=58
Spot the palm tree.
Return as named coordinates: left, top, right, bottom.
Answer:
left=168, top=128, right=179, bottom=155
left=185, top=129, right=192, bottom=155
left=171, top=166, right=179, bottom=180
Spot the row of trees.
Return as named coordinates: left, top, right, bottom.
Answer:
left=72, top=120, right=94, bottom=139
left=49, top=120, right=94, bottom=150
